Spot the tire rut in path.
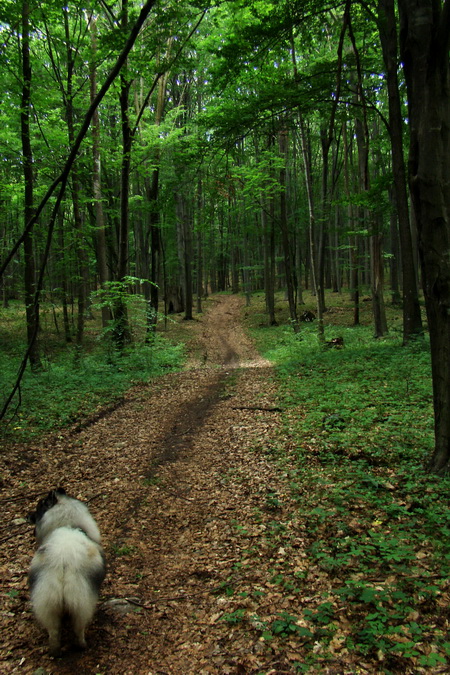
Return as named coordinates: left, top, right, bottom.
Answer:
left=1, top=295, right=285, bottom=675
left=95, top=362, right=282, bottom=675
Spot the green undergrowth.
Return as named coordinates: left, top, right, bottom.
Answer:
left=240, top=294, right=450, bottom=673
left=0, top=307, right=184, bottom=442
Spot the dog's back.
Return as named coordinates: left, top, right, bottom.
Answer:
left=28, top=489, right=106, bottom=656
left=33, top=490, right=101, bottom=545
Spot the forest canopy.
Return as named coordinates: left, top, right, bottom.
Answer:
left=0, top=0, right=449, bottom=472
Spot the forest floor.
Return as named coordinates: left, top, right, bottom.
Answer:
left=1, top=295, right=439, bottom=675
left=2, top=294, right=304, bottom=675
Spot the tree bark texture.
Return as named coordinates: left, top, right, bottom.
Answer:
left=399, top=0, right=450, bottom=472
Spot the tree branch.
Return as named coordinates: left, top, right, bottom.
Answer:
left=0, top=0, right=157, bottom=281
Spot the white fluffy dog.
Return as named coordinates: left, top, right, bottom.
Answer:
left=28, top=488, right=106, bottom=656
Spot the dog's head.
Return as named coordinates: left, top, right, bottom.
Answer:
left=28, top=487, right=66, bottom=525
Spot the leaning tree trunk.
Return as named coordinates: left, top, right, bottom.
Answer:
left=399, top=0, right=450, bottom=473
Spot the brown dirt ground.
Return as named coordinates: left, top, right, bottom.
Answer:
left=2, top=295, right=316, bottom=675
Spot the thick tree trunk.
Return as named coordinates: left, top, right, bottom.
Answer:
left=399, top=0, right=450, bottom=473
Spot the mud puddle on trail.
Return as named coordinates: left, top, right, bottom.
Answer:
left=1, top=295, right=290, bottom=675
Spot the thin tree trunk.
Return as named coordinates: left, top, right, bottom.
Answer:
left=378, top=0, right=423, bottom=342
left=279, top=127, right=299, bottom=332
left=299, top=115, right=324, bottom=337
left=389, top=188, right=402, bottom=305
left=175, top=193, right=193, bottom=321
left=114, top=0, right=132, bottom=348
left=196, top=177, right=204, bottom=313
left=89, top=15, right=111, bottom=329
left=63, top=8, right=88, bottom=346
left=352, top=80, right=386, bottom=336
left=342, top=121, right=360, bottom=323
left=262, top=193, right=277, bottom=325
left=21, top=0, right=41, bottom=371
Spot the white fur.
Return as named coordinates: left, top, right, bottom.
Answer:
left=34, top=494, right=101, bottom=545
left=29, top=493, right=105, bottom=656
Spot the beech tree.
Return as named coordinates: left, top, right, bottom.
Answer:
left=398, top=0, right=450, bottom=473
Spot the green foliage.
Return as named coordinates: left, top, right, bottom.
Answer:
left=241, top=292, right=450, bottom=670
left=271, top=611, right=312, bottom=638
left=221, top=608, right=246, bottom=625
left=0, top=302, right=184, bottom=442
left=112, top=543, right=136, bottom=557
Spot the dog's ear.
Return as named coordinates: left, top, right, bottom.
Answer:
left=32, top=489, right=62, bottom=523
left=27, top=511, right=37, bottom=524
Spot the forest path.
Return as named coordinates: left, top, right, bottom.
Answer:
left=3, top=295, right=301, bottom=675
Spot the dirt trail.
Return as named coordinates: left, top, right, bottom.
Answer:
left=1, top=295, right=294, bottom=675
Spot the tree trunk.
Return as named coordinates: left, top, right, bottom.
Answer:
left=378, top=0, right=423, bottom=341
left=89, top=15, right=111, bottom=330
left=196, top=177, right=204, bottom=313
left=278, top=127, right=298, bottom=332
left=21, top=0, right=41, bottom=371
left=354, top=87, right=388, bottom=337
left=399, top=0, right=450, bottom=473
left=114, top=0, right=132, bottom=348
left=389, top=188, right=402, bottom=305
left=175, top=192, right=193, bottom=321
left=299, top=115, right=324, bottom=338
left=262, top=193, right=277, bottom=325
left=343, top=121, right=360, bottom=324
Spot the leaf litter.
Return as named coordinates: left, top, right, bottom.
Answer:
left=0, top=295, right=448, bottom=674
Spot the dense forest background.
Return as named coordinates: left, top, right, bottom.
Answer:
left=1, top=0, right=449, bottom=471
